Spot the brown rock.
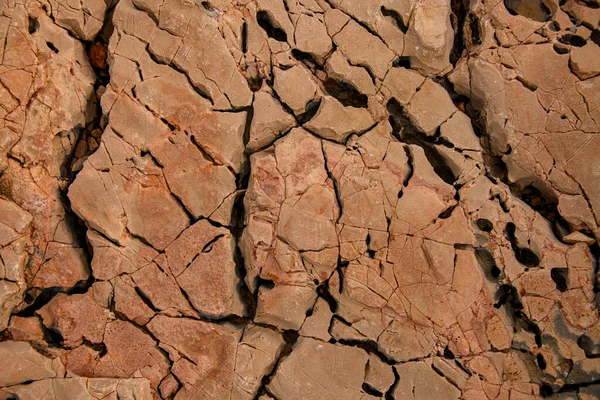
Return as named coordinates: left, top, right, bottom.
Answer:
left=150, top=132, right=236, bottom=220
left=268, top=338, right=369, bottom=399
left=88, top=42, right=108, bottom=69
left=38, top=282, right=113, bottom=348
left=304, top=96, right=375, bottom=142
left=393, top=361, right=460, bottom=399
left=249, top=89, right=296, bottom=151
left=570, top=41, right=600, bottom=80
left=175, top=226, right=245, bottom=318
left=94, top=320, right=170, bottom=390
left=0, top=376, right=152, bottom=400
left=147, top=315, right=241, bottom=398
left=0, top=341, right=58, bottom=386
left=273, top=66, right=319, bottom=115
left=232, top=324, right=285, bottom=399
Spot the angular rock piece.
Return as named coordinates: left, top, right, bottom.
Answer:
left=268, top=338, right=370, bottom=399
left=174, top=222, right=245, bottom=318
left=305, top=96, right=375, bottom=142
left=255, top=284, right=317, bottom=330
left=48, top=0, right=107, bottom=40
left=0, top=341, right=58, bottom=387
left=0, top=376, right=152, bottom=399
left=147, top=315, right=242, bottom=399
left=94, top=320, right=170, bottom=390
left=570, top=41, right=600, bottom=80
left=273, top=66, right=319, bottom=115
left=232, top=325, right=285, bottom=399
left=332, top=20, right=395, bottom=80
left=150, top=132, right=236, bottom=220
left=393, top=361, right=460, bottom=399
left=38, top=282, right=113, bottom=348
left=249, top=89, right=296, bottom=151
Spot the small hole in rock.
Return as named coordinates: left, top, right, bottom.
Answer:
left=591, top=30, right=600, bottom=46
left=28, top=16, right=39, bottom=34
left=322, top=78, right=368, bottom=108
left=553, top=42, right=569, bottom=54
left=257, top=11, right=287, bottom=42
left=362, top=383, right=383, bottom=397
left=516, top=248, right=540, bottom=268
left=380, top=6, right=407, bottom=33
left=443, top=346, right=455, bottom=359
left=393, top=56, right=411, bottom=69
left=475, top=218, right=494, bottom=232
left=536, top=353, right=547, bottom=370
left=504, top=0, right=551, bottom=22
left=475, top=248, right=501, bottom=281
left=559, top=34, right=587, bottom=47
left=46, top=41, right=59, bottom=53
left=551, top=268, right=568, bottom=292
left=540, top=383, right=553, bottom=397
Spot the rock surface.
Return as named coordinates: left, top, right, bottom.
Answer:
left=1, top=0, right=600, bottom=399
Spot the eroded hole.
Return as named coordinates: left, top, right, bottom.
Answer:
left=577, top=334, right=600, bottom=357
left=297, top=98, right=321, bottom=124
left=241, top=22, right=248, bottom=53
left=548, top=21, right=560, bottom=32
left=540, top=383, right=553, bottom=397
left=505, top=222, right=540, bottom=268
left=201, top=1, right=217, bottom=12
left=494, top=284, right=523, bottom=309
left=28, top=16, right=39, bottom=34
left=380, top=6, right=407, bottom=33
left=257, top=11, right=287, bottom=42
left=537, top=353, right=547, bottom=370
left=392, top=56, right=411, bottom=69
left=362, top=383, right=383, bottom=397
left=323, top=78, right=368, bottom=108
left=475, top=248, right=501, bottom=281
left=559, top=33, right=587, bottom=47
left=504, top=0, right=552, bottom=22
left=46, top=41, right=59, bottom=53
left=475, top=218, right=493, bottom=232
left=551, top=268, right=568, bottom=292
left=553, top=42, right=569, bottom=54
left=591, top=30, right=600, bottom=46
left=468, top=13, right=482, bottom=46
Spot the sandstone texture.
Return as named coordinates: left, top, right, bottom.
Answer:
left=1, top=0, right=600, bottom=399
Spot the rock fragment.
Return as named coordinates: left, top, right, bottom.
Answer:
left=268, top=338, right=370, bottom=399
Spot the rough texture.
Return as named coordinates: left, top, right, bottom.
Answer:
left=1, top=0, right=600, bottom=399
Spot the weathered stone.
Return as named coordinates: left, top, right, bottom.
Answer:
left=249, top=89, right=296, bottom=151
left=94, top=320, right=170, bottom=390
left=0, top=341, right=58, bottom=386
left=0, top=376, right=152, bottom=400
left=570, top=41, right=600, bottom=80
left=49, top=0, right=106, bottom=40
left=38, top=282, right=113, bottom=348
left=3, top=0, right=600, bottom=397
left=268, top=338, right=370, bottom=399
left=304, top=96, right=375, bottom=142
left=393, top=361, right=460, bottom=399
left=232, top=324, right=285, bottom=399
left=273, top=66, right=319, bottom=115
left=147, top=315, right=242, bottom=398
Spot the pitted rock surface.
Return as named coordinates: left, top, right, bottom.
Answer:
left=1, top=0, right=600, bottom=399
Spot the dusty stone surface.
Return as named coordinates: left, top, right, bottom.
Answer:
left=2, top=0, right=600, bottom=399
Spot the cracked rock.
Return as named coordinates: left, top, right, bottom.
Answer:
left=2, top=0, right=600, bottom=398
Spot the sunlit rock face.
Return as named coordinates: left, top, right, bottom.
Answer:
left=1, top=0, right=600, bottom=398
